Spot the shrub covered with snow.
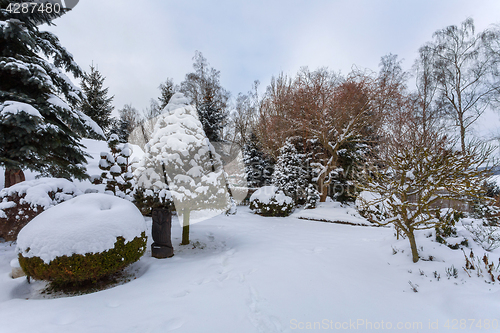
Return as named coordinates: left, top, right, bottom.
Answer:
left=133, top=187, right=174, bottom=216
left=249, top=186, right=293, bottom=217
left=462, top=218, right=500, bottom=251
left=305, top=184, right=320, bottom=209
left=355, top=191, right=390, bottom=223
left=16, top=193, right=147, bottom=285
left=92, top=134, right=135, bottom=200
left=0, top=178, right=82, bottom=241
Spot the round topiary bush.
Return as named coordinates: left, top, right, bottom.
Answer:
left=16, top=193, right=147, bottom=285
left=250, top=186, right=294, bottom=217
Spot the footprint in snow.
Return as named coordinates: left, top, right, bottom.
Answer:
left=171, top=290, right=190, bottom=298
left=163, top=317, right=185, bottom=331
left=106, top=300, right=121, bottom=308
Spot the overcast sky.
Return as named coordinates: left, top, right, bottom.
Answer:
left=44, top=0, right=500, bottom=137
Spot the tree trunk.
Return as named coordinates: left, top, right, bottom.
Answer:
left=318, top=174, right=329, bottom=202
left=460, top=124, right=466, bottom=153
left=4, top=169, right=25, bottom=188
left=181, top=208, right=190, bottom=245
left=407, top=228, right=420, bottom=263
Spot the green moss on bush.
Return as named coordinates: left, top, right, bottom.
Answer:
left=19, top=232, right=147, bottom=286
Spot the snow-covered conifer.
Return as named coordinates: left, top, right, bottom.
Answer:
left=135, top=93, right=230, bottom=244
left=93, top=134, right=134, bottom=200
left=0, top=2, right=103, bottom=187
left=243, top=133, right=274, bottom=188
left=272, top=139, right=306, bottom=203
left=79, top=64, right=114, bottom=136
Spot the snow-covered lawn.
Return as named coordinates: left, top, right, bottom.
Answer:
left=1, top=206, right=499, bottom=333
left=292, top=201, right=374, bottom=226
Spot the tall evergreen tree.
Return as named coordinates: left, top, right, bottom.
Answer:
left=243, top=133, right=274, bottom=188
left=0, top=0, right=103, bottom=187
left=272, top=139, right=307, bottom=203
left=158, top=78, right=177, bottom=110
left=79, top=63, right=114, bottom=136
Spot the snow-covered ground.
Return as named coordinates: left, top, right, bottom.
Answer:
left=1, top=205, right=500, bottom=333
left=292, top=201, right=374, bottom=226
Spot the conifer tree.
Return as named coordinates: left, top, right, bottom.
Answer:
left=0, top=1, right=103, bottom=187
left=272, top=139, right=306, bottom=203
left=92, top=134, right=134, bottom=200
left=79, top=64, right=114, bottom=136
left=243, top=133, right=274, bottom=188
left=180, top=51, right=229, bottom=142
left=158, top=78, right=177, bottom=110
left=136, top=93, right=230, bottom=245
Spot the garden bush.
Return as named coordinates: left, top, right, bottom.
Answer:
left=0, top=178, right=81, bottom=241
left=19, top=233, right=146, bottom=285
left=250, top=186, right=293, bottom=217
left=16, top=193, right=147, bottom=285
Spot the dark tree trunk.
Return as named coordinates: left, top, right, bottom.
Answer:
left=4, top=169, right=25, bottom=188
left=151, top=208, right=174, bottom=258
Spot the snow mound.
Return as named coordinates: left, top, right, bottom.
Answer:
left=0, top=177, right=82, bottom=211
left=16, top=193, right=146, bottom=264
left=250, top=186, right=292, bottom=205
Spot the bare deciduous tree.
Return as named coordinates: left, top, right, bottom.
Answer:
left=258, top=67, right=387, bottom=201
left=426, top=18, right=500, bottom=151
left=226, top=80, right=260, bottom=147
left=358, top=105, right=496, bottom=263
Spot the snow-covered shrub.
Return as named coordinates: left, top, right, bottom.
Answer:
left=434, top=210, right=467, bottom=250
left=16, top=193, right=147, bottom=285
left=355, top=191, right=390, bottom=223
left=0, top=178, right=82, bottom=241
left=471, top=198, right=500, bottom=226
left=249, top=186, right=293, bottom=217
left=133, top=187, right=174, bottom=216
left=463, top=220, right=500, bottom=251
left=92, top=134, right=134, bottom=200
left=305, top=184, right=320, bottom=209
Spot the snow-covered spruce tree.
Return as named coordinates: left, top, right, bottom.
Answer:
left=243, top=132, right=274, bottom=189
left=92, top=134, right=134, bottom=200
left=135, top=93, right=230, bottom=245
left=0, top=2, right=103, bottom=187
left=272, top=139, right=306, bottom=203
left=79, top=64, right=114, bottom=136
